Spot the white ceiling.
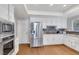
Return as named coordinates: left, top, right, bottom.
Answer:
left=14, top=4, right=28, bottom=19
left=26, top=4, right=78, bottom=13
left=14, top=4, right=79, bottom=19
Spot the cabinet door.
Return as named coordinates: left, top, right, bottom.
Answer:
left=0, top=4, right=8, bottom=20
left=43, top=35, right=64, bottom=45
left=64, top=35, right=68, bottom=44
left=14, top=38, right=19, bottom=55
left=59, top=35, right=64, bottom=44
left=43, top=35, right=55, bottom=45
left=70, top=39, right=75, bottom=49
left=70, top=36, right=78, bottom=50
left=65, top=35, right=72, bottom=47
left=66, top=35, right=79, bottom=52
left=0, top=38, right=2, bottom=43
left=74, top=38, right=79, bottom=51
left=68, top=36, right=76, bottom=48
left=54, top=35, right=63, bottom=44
left=43, top=35, right=49, bottom=45
left=0, top=43, right=3, bottom=55
left=9, top=5, right=15, bottom=22
left=46, top=35, right=54, bottom=45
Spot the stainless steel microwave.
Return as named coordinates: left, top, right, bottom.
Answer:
left=0, top=21, right=14, bottom=34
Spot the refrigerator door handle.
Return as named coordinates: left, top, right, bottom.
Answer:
left=32, top=31, right=35, bottom=34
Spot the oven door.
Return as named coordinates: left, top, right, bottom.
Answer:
left=3, top=40, right=14, bottom=55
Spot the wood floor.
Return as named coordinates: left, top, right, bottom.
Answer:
left=17, top=44, right=79, bottom=55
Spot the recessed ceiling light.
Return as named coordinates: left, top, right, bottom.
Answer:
left=63, top=5, right=67, bottom=7
left=50, top=4, right=54, bottom=6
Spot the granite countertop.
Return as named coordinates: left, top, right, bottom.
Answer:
left=66, top=31, right=79, bottom=35
left=43, top=33, right=64, bottom=36
left=66, top=31, right=79, bottom=38
left=43, top=33, right=64, bottom=34
left=43, top=30, right=79, bottom=37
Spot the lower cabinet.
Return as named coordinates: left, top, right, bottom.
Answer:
left=43, top=34, right=79, bottom=52
left=43, top=34, right=53, bottom=45
left=13, top=38, right=19, bottom=55
left=43, top=34, right=64, bottom=45
left=65, top=35, right=79, bottom=52
left=64, top=35, right=72, bottom=48
left=72, top=38, right=79, bottom=51
left=0, top=43, right=3, bottom=55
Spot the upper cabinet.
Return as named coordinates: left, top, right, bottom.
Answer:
left=67, top=17, right=73, bottom=31
left=0, top=4, right=15, bottom=23
left=67, top=17, right=79, bottom=31
left=9, top=5, right=15, bottom=22
left=73, top=20, right=79, bottom=32
left=0, top=4, right=8, bottom=20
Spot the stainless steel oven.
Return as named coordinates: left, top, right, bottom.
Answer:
left=0, top=20, right=15, bottom=55
left=0, top=35, right=14, bottom=55
left=2, top=35, right=14, bottom=55
left=3, top=40, right=14, bottom=55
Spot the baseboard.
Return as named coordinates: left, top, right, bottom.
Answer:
left=43, top=44, right=64, bottom=47
left=63, top=44, right=79, bottom=54
left=19, top=42, right=30, bottom=44
left=19, top=44, right=30, bottom=46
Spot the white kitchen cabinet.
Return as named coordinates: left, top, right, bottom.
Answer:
left=0, top=43, right=3, bottom=55
left=65, top=34, right=79, bottom=52
left=43, top=34, right=64, bottom=45
left=54, top=35, right=64, bottom=44
left=43, top=34, right=52, bottom=45
left=15, top=38, right=19, bottom=54
left=9, top=5, right=15, bottom=22
left=72, top=37, right=79, bottom=51
left=0, top=4, right=15, bottom=22
left=0, top=4, right=8, bottom=20
left=43, top=33, right=79, bottom=52
left=11, top=37, right=19, bottom=55
left=65, top=35, right=73, bottom=47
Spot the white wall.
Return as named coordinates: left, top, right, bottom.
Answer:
left=30, top=16, right=67, bottom=29
left=16, top=18, right=30, bottom=44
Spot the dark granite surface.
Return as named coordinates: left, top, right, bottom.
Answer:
left=66, top=31, right=79, bottom=35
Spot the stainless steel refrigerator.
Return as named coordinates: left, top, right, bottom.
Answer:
left=30, top=22, right=43, bottom=47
